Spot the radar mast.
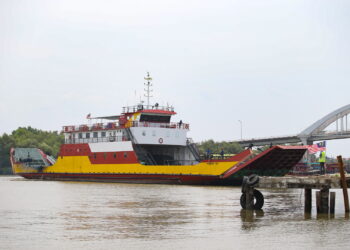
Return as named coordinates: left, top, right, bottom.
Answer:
left=144, top=72, right=153, bottom=108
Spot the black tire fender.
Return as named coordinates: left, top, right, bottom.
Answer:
left=246, top=174, right=259, bottom=186
left=240, top=189, right=264, bottom=210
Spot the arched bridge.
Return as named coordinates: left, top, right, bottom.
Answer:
left=235, top=104, right=350, bottom=147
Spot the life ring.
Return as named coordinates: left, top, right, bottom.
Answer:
left=159, top=138, right=163, bottom=144
left=240, top=189, right=264, bottom=209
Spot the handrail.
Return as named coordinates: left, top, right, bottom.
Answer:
left=63, top=121, right=189, bottom=133
left=63, top=123, right=121, bottom=133
left=64, top=136, right=129, bottom=144
left=130, top=121, right=189, bottom=130
left=122, top=105, right=175, bottom=113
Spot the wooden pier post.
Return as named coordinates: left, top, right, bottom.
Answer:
left=245, top=186, right=254, bottom=210
left=337, top=155, right=349, bottom=213
left=304, top=188, right=312, bottom=213
left=320, top=188, right=329, bottom=214
left=316, top=191, right=321, bottom=213
left=330, top=192, right=336, bottom=215
left=316, top=188, right=330, bottom=214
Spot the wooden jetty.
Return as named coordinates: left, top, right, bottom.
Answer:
left=257, top=175, right=350, bottom=189
left=240, top=155, right=350, bottom=215
left=241, top=174, right=350, bottom=214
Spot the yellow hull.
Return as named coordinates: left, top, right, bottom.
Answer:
left=13, top=155, right=239, bottom=176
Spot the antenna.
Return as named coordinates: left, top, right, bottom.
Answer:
left=144, top=72, right=153, bottom=107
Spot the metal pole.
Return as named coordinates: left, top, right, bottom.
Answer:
left=238, top=120, right=242, bottom=140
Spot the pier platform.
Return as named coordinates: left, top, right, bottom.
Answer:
left=241, top=174, right=350, bottom=214
left=257, top=175, right=350, bottom=189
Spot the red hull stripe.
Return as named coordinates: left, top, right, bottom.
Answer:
left=19, top=172, right=220, bottom=185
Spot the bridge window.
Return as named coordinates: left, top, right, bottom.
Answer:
left=140, top=114, right=171, bottom=123
left=78, top=133, right=82, bottom=139
left=93, top=132, right=98, bottom=138
left=86, top=133, right=90, bottom=139
left=101, top=132, right=106, bottom=137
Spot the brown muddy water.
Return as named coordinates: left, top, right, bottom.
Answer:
left=1, top=176, right=350, bottom=250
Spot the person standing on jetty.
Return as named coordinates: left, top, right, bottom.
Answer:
left=319, top=150, right=326, bottom=174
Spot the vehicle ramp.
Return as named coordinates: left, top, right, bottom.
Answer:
left=222, top=146, right=307, bottom=179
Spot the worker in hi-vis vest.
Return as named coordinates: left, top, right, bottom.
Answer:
left=319, top=151, right=326, bottom=175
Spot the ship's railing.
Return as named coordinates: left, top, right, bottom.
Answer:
left=122, top=105, right=175, bottom=113
left=63, top=123, right=121, bottom=133
left=130, top=121, right=189, bottom=130
left=65, top=136, right=129, bottom=144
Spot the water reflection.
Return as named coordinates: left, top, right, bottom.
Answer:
left=240, top=209, right=265, bottom=230
left=58, top=185, right=194, bottom=241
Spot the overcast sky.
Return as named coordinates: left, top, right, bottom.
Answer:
left=1, top=0, right=350, bottom=157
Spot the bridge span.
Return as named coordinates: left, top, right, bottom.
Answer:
left=234, top=104, right=350, bottom=147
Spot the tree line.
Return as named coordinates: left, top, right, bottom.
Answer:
left=0, top=127, right=64, bottom=174
left=196, top=139, right=243, bottom=156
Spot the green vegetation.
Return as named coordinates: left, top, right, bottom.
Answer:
left=0, top=127, right=64, bottom=175
left=196, top=139, right=243, bottom=155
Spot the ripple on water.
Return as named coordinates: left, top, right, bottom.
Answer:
left=1, top=176, right=350, bottom=249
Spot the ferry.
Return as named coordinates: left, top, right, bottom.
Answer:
left=10, top=74, right=307, bottom=185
